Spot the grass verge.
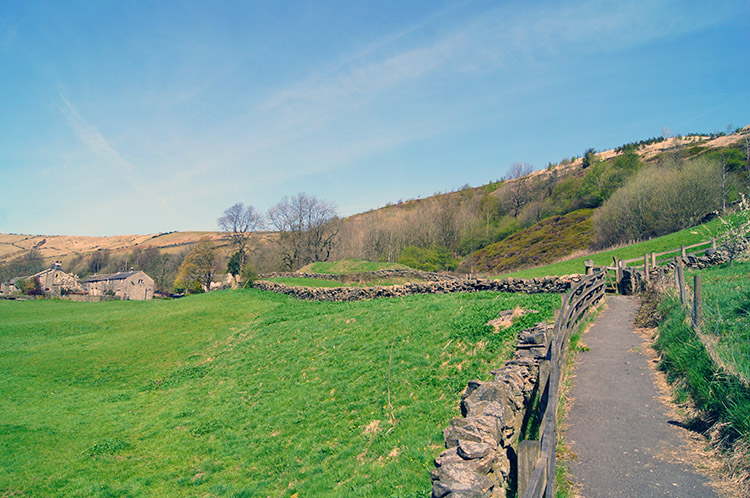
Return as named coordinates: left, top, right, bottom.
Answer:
left=653, top=286, right=750, bottom=493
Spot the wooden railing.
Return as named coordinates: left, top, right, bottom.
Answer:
left=518, top=271, right=607, bottom=498
left=585, top=219, right=750, bottom=292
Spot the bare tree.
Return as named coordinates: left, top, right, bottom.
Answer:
left=504, top=162, right=534, bottom=217
left=267, top=193, right=338, bottom=270
left=217, top=202, right=263, bottom=272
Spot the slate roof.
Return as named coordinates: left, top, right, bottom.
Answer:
left=81, top=271, right=140, bottom=283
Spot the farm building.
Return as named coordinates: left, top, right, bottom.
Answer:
left=7, top=262, right=83, bottom=296
left=81, top=271, right=155, bottom=300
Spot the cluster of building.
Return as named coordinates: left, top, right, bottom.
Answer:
left=0, top=262, right=155, bottom=300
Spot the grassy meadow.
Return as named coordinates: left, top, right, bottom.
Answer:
left=296, top=260, right=408, bottom=274
left=0, top=289, right=558, bottom=497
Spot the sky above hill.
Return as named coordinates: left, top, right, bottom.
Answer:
left=1, top=0, right=749, bottom=236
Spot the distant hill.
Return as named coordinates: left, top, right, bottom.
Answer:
left=2, top=126, right=747, bottom=279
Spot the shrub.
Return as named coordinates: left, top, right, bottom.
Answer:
left=240, top=265, right=258, bottom=288
left=23, top=277, right=43, bottom=296
left=398, top=245, right=458, bottom=272
left=593, top=157, right=723, bottom=247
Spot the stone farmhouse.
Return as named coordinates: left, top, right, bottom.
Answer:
left=81, top=271, right=155, bottom=300
left=7, top=262, right=83, bottom=296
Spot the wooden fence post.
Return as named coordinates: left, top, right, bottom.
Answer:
left=651, top=252, right=656, bottom=268
left=518, top=440, right=541, bottom=498
left=711, top=238, right=717, bottom=250
left=614, top=258, right=621, bottom=294
left=584, top=259, right=593, bottom=275
left=681, top=245, right=686, bottom=259
left=677, top=264, right=686, bottom=306
left=693, top=275, right=702, bottom=328
left=644, top=253, right=650, bottom=282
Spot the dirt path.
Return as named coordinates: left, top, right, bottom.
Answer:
left=565, top=295, right=720, bottom=497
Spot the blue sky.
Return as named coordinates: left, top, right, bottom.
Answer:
left=1, top=0, right=749, bottom=236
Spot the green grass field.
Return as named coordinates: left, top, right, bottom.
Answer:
left=687, top=260, right=750, bottom=382
left=297, top=260, right=408, bottom=274
left=654, top=263, right=750, bottom=442
left=507, top=214, right=745, bottom=278
left=0, top=289, right=557, bottom=497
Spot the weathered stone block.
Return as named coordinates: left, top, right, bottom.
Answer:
left=457, top=440, right=491, bottom=460
left=444, top=416, right=502, bottom=449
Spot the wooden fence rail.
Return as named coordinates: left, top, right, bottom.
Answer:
left=584, top=218, right=750, bottom=294
left=518, top=271, right=606, bottom=498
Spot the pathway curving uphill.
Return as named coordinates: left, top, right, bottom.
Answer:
left=566, top=296, right=719, bottom=498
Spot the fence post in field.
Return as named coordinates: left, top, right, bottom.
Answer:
left=693, top=275, right=702, bottom=328
left=518, top=440, right=541, bottom=498
left=711, top=238, right=717, bottom=251
left=644, top=253, right=650, bottom=282
left=584, top=260, right=593, bottom=275
left=651, top=252, right=656, bottom=268
left=677, top=263, right=686, bottom=305
left=681, top=245, right=686, bottom=259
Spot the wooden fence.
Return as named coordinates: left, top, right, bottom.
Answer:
left=517, top=270, right=607, bottom=498
left=585, top=219, right=750, bottom=292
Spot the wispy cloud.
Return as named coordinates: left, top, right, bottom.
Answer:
left=252, top=0, right=730, bottom=153
left=58, top=94, right=180, bottom=221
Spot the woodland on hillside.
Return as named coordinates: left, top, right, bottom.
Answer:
left=2, top=129, right=749, bottom=293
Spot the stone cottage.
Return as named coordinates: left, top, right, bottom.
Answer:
left=8, top=262, right=83, bottom=296
left=81, top=270, right=155, bottom=300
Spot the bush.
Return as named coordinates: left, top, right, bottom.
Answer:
left=23, top=277, right=43, bottom=296
left=593, top=157, right=723, bottom=247
left=398, top=245, right=458, bottom=272
left=240, top=265, right=258, bottom=288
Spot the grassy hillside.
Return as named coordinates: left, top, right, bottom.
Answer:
left=464, top=209, right=594, bottom=274
left=506, top=212, right=747, bottom=278
left=0, top=289, right=558, bottom=497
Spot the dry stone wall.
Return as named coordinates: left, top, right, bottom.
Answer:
left=258, top=268, right=461, bottom=282
left=253, top=275, right=582, bottom=301
left=431, top=323, right=553, bottom=498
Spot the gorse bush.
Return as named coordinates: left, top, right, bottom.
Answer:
left=593, top=157, right=723, bottom=247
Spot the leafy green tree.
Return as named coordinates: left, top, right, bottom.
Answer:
left=581, top=148, right=597, bottom=169
left=174, top=238, right=217, bottom=294
left=227, top=251, right=242, bottom=277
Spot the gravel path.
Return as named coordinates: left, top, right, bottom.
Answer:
left=566, top=295, right=719, bottom=498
